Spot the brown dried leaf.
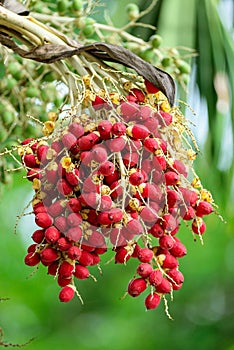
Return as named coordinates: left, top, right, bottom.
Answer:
left=80, top=43, right=176, bottom=106
left=0, top=35, right=175, bottom=105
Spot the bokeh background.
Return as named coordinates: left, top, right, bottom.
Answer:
left=0, top=0, right=234, bottom=349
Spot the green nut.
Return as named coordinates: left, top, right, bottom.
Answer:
left=6, top=77, right=17, bottom=90
left=12, top=125, right=22, bottom=137
left=25, top=123, right=41, bottom=138
left=7, top=62, right=19, bottom=76
left=161, top=57, right=172, bottom=67
left=43, top=72, right=55, bottom=82
left=2, top=111, right=15, bottom=126
left=126, top=3, right=139, bottom=20
left=149, top=34, right=163, bottom=48
left=72, top=0, right=83, bottom=11
left=76, top=16, right=86, bottom=29
left=7, top=62, right=23, bottom=80
left=32, top=3, right=43, bottom=13
left=82, top=24, right=95, bottom=37
left=85, top=17, right=95, bottom=25
left=139, top=48, right=155, bottom=63
left=176, top=59, right=191, bottom=74
left=123, top=42, right=141, bottom=54
left=25, top=87, right=40, bottom=98
left=57, top=0, right=69, bottom=13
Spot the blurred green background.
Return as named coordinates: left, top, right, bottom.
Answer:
left=1, top=0, right=234, bottom=349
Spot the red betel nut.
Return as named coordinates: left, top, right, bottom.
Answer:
left=182, top=206, right=195, bottom=220
left=79, top=251, right=94, bottom=266
left=145, top=293, right=161, bottom=310
left=22, top=154, right=37, bottom=168
left=115, top=247, right=131, bottom=264
left=40, top=248, right=59, bottom=265
left=149, top=269, right=163, bottom=287
left=192, top=218, right=206, bottom=235
left=57, top=179, right=73, bottom=196
left=140, top=207, right=158, bottom=224
left=170, top=239, right=187, bottom=257
left=108, top=137, right=127, bottom=153
left=137, top=248, right=154, bottom=263
left=127, top=124, right=150, bottom=139
left=178, top=187, right=198, bottom=206
left=137, top=263, right=153, bottom=278
left=120, top=101, right=139, bottom=120
left=47, top=261, right=59, bottom=276
left=66, top=227, right=82, bottom=242
left=62, top=132, right=77, bottom=149
left=78, top=133, right=99, bottom=150
left=159, top=235, right=175, bottom=250
left=59, top=261, right=75, bottom=278
left=129, top=171, right=145, bottom=186
left=65, top=169, right=80, bottom=187
left=35, top=213, right=53, bottom=228
left=54, top=216, right=68, bottom=233
left=67, top=246, right=82, bottom=260
left=91, top=146, right=108, bottom=163
left=112, top=122, right=126, bottom=136
left=59, top=285, right=75, bottom=302
left=143, top=138, right=159, bottom=153
left=161, top=214, right=177, bottom=232
left=158, top=111, right=173, bottom=126
left=24, top=252, right=40, bottom=266
left=150, top=223, right=164, bottom=238
left=126, top=219, right=143, bottom=235
left=122, top=152, right=139, bottom=167
left=68, top=122, right=84, bottom=138
left=73, top=265, right=90, bottom=279
left=57, top=237, right=72, bottom=251
left=144, top=79, right=160, bottom=94
left=167, top=268, right=184, bottom=286
left=130, top=88, right=145, bottom=102
left=67, top=213, right=82, bottom=227
left=57, top=275, right=72, bottom=287
left=47, top=201, right=64, bottom=217
left=196, top=201, right=213, bottom=217
left=98, top=120, right=112, bottom=140
left=159, top=253, right=179, bottom=269
left=86, top=231, right=105, bottom=248
left=31, top=229, right=45, bottom=243
left=66, top=198, right=82, bottom=213
left=99, top=161, right=115, bottom=176
left=128, top=278, right=147, bottom=297
left=26, top=168, right=41, bottom=181
left=45, top=226, right=61, bottom=244
left=165, top=171, right=179, bottom=186
left=173, top=159, right=188, bottom=177
left=37, top=145, right=49, bottom=163
left=155, top=278, right=172, bottom=294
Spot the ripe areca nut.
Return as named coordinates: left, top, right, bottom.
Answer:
left=145, top=293, right=161, bottom=310
left=107, top=137, right=126, bottom=152
left=128, top=278, right=147, bottom=297
left=59, top=285, right=75, bottom=302
left=126, top=124, right=150, bottom=139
